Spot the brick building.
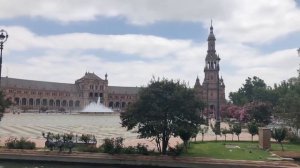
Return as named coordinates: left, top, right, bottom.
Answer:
left=1, top=72, right=139, bottom=112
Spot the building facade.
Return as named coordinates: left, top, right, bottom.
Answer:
left=194, top=23, right=226, bottom=119
left=1, top=72, right=139, bottom=112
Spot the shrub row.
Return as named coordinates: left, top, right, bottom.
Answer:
left=100, top=137, right=151, bottom=155
left=5, top=137, right=36, bottom=149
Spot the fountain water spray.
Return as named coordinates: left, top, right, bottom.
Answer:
left=81, top=97, right=113, bottom=113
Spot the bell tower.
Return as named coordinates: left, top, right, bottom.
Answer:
left=196, top=21, right=225, bottom=126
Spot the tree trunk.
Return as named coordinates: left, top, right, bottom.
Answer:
left=162, top=138, right=168, bottom=155
left=238, top=135, right=239, bottom=141
left=155, top=137, right=161, bottom=153
left=202, top=133, right=204, bottom=142
left=224, top=135, right=226, bottom=142
left=280, top=142, right=284, bottom=151
left=232, top=134, right=233, bottom=141
left=251, top=135, right=253, bottom=142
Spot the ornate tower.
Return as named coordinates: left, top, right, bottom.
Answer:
left=194, top=21, right=226, bottom=123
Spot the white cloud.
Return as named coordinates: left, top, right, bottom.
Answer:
left=3, top=26, right=191, bottom=59
left=0, top=0, right=300, bottom=44
left=2, top=26, right=299, bottom=99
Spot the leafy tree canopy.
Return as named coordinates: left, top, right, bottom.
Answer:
left=120, top=78, right=205, bottom=154
left=229, top=76, right=276, bottom=106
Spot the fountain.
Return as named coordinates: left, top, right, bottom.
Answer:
left=80, top=97, right=115, bottom=115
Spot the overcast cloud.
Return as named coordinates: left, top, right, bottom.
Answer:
left=0, top=0, right=299, bottom=97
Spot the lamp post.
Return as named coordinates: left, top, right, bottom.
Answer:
left=0, top=29, right=8, bottom=88
left=298, top=48, right=300, bottom=77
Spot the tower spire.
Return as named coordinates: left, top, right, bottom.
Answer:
left=210, top=19, right=213, bottom=32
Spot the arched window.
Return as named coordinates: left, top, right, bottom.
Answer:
left=100, top=93, right=103, bottom=97
left=89, top=92, right=93, bottom=98
left=49, top=99, right=54, bottom=106
left=42, top=99, right=47, bottom=106
left=21, top=98, right=27, bottom=105
left=69, top=100, right=74, bottom=107
left=29, top=98, right=34, bottom=106
left=36, top=99, right=40, bottom=106
left=62, top=100, right=67, bottom=107
left=94, top=93, right=98, bottom=97
left=122, top=102, right=126, bottom=108
left=75, top=100, right=80, bottom=107
left=115, top=102, right=120, bottom=108
left=109, top=102, right=113, bottom=108
left=14, top=97, right=20, bottom=105
left=56, top=100, right=60, bottom=107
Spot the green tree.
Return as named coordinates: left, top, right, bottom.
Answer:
left=229, top=76, right=276, bottom=106
left=246, top=101, right=272, bottom=125
left=120, top=78, right=204, bottom=155
left=199, top=125, right=208, bottom=142
left=247, top=121, right=258, bottom=142
left=211, top=122, right=221, bottom=141
left=271, top=127, right=287, bottom=151
left=233, top=123, right=242, bottom=141
left=221, top=128, right=229, bottom=142
left=275, top=78, right=300, bottom=135
left=0, top=91, right=11, bottom=120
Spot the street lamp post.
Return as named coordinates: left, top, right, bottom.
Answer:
left=0, top=29, right=8, bottom=88
left=298, top=48, right=300, bottom=77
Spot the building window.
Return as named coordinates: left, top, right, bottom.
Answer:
left=36, top=99, right=41, bottom=106
left=75, top=101, right=80, bottom=107
left=69, top=100, right=74, bottom=107
left=42, top=99, right=47, bottom=106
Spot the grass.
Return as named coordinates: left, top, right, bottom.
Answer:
left=184, top=141, right=300, bottom=160
left=270, top=142, right=300, bottom=152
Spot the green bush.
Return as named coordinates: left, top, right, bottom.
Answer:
left=136, top=143, right=149, bottom=155
left=78, top=145, right=99, bottom=153
left=5, top=137, right=36, bottom=149
left=101, top=138, right=115, bottom=154
left=123, top=146, right=136, bottom=154
left=287, top=132, right=300, bottom=144
left=168, top=143, right=184, bottom=156
left=100, top=137, right=125, bottom=154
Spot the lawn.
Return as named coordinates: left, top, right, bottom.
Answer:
left=184, top=141, right=300, bottom=160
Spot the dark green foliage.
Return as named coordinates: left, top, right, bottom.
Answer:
left=123, top=146, right=136, bottom=154
left=233, top=123, right=242, bottom=141
left=121, top=78, right=205, bottom=155
left=210, top=122, right=221, bottom=141
left=168, top=143, right=184, bottom=156
left=246, top=102, right=272, bottom=125
left=100, top=137, right=124, bottom=154
left=135, top=143, right=149, bottom=155
left=272, top=127, right=287, bottom=151
left=221, top=128, right=230, bottom=142
left=229, top=76, right=273, bottom=106
left=101, top=138, right=115, bottom=154
left=0, top=91, right=11, bottom=120
left=177, top=127, right=196, bottom=151
left=5, top=137, right=36, bottom=149
left=287, top=132, right=300, bottom=144
left=80, top=134, right=93, bottom=144
left=247, top=121, right=258, bottom=142
left=77, top=145, right=99, bottom=153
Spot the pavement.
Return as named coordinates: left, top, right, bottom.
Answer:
left=0, top=149, right=299, bottom=168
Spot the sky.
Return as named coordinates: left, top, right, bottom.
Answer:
left=0, top=0, right=300, bottom=98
